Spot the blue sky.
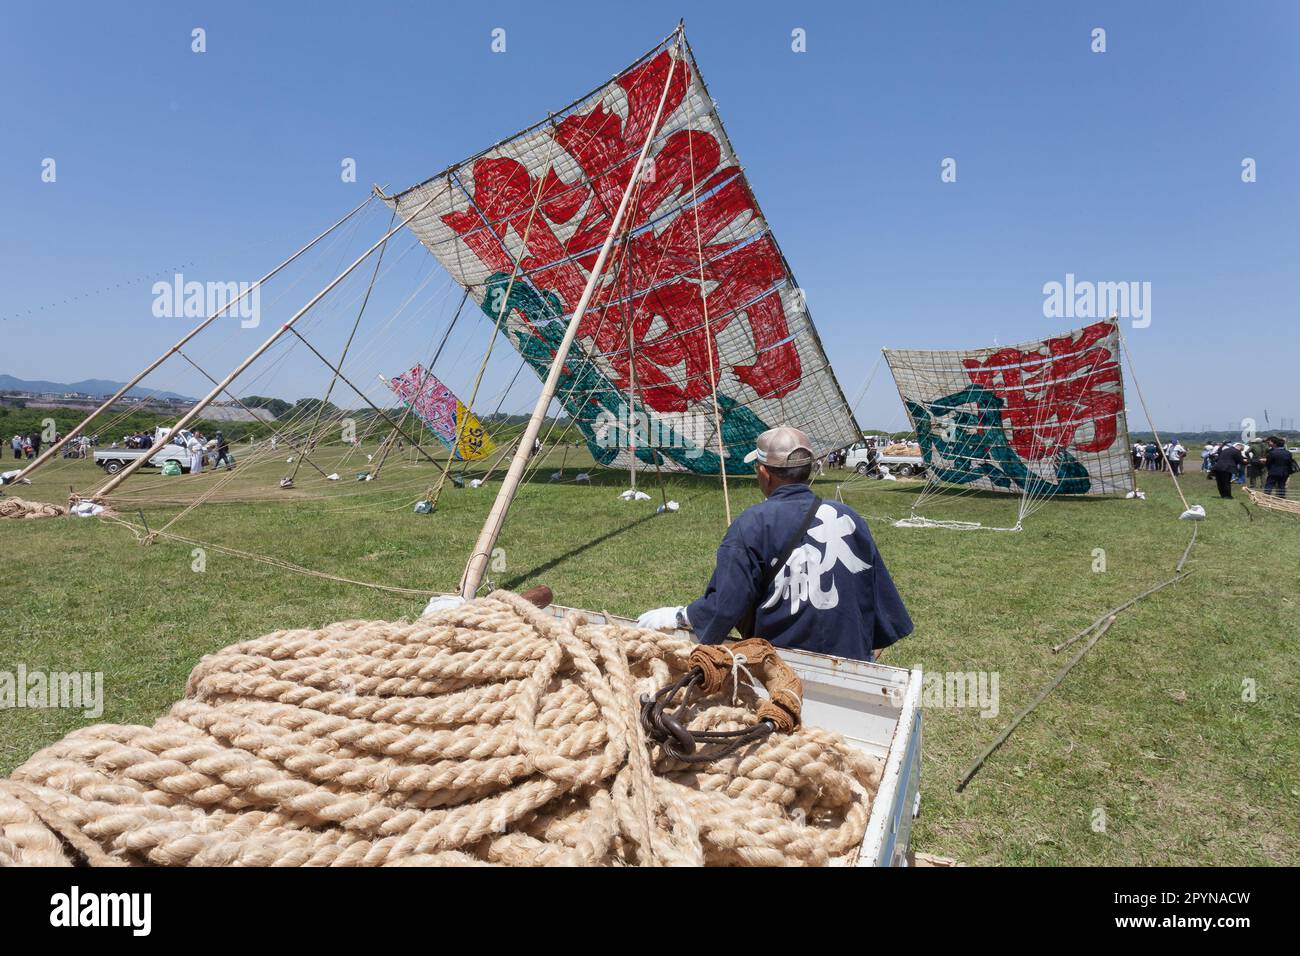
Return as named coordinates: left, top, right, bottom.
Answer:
left=2, top=0, right=1296, bottom=433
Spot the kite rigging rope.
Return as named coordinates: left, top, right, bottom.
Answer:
left=103, top=515, right=435, bottom=597
left=422, top=123, right=576, bottom=511
left=1116, top=326, right=1194, bottom=515
left=289, top=208, right=398, bottom=485
left=850, top=354, right=884, bottom=424
left=374, top=287, right=472, bottom=484
left=0, top=591, right=880, bottom=867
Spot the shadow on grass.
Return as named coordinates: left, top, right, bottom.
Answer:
left=499, top=490, right=710, bottom=589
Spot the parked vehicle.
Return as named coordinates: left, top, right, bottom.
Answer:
left=844, top=438, right=927, bottom=478
left=93, top=425, right=200, bottom=475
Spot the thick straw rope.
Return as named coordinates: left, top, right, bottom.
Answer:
left=0, top=497, right=68, bottom=519
left=0, top=591, right=880, bottom=867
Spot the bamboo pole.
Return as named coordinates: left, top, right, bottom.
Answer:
left=685, top=79, right=731, bottom=524
left=957, top=617, right=1117, bottom=792
left=623, top=229, right=638, bottom=494
left=478, top=434, right=521, bottom=485
left=1051, top=569, right=1192, bottom=654
left=15, top=194, right=373, bottom=484
left=90, top=193, right=438, bottom=500
left=459, top=32, right=682, bottom=598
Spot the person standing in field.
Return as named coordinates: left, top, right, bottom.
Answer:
left=1211, top=441, right=1244, bottom=499
left=10, top=434, right=20, bottom=459
left=1264, top=436, right=1296, bottom=498
left=1167, top=439, right=1186, bottom=476
left=186, top=432, right=205, bottom=475
left=213, top=430, right=234, bottom=471
left=1247, top=438, right=1268, bottom=488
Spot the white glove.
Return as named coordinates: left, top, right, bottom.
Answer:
left=637, top=606, right=687, bottom=631
left=422, top=594, right=466, bottom=617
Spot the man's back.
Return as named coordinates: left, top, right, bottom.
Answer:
left=1213, top=445, right=1243, bottom=470
left=1266, top=445, right=1295, bottom=476
left=685, top=483, right=912, bottom=661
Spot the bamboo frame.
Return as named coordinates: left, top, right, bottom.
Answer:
left=91, top=192, right=439, bottom=499
left=14, top=195, right=374, bottom=485
left=458, top=29, right=685, bottom=598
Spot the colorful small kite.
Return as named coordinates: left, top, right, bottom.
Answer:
left=388, top=365, right=496, bottom=461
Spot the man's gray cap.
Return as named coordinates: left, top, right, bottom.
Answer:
left=743, top=426, right=815, bottom=467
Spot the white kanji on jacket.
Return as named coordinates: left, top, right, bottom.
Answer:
left=761, top=504, right=871, bottom=614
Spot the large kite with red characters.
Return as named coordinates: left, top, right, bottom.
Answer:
left=382, top=30, right=859, bottom=475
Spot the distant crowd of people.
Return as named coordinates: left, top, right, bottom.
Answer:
left=62, top=434, right=95, bottom=458
left=11, top=432, right=100, bottom=460
left=1201, top=437, right=1295, bottom=500
left=1132, top=440, right=1187, bottom=475
left=10, top=433, right=41, bottom=460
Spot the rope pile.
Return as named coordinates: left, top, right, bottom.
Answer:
left=0, top=591, right=881, bottom=866
left=0, top=497, right=67, bottom=520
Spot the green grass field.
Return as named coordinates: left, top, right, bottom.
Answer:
left=2, top=442, right=1297, bottom=865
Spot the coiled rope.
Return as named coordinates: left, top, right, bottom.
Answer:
left=0, top=497, right=67, bottom=519
left=0, top=591, right=880, bottom=866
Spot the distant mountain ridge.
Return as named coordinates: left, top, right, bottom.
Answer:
left=0, top=374, right=194, bottom=402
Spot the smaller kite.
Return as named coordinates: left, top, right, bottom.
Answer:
left=388, top=364, right=496, bottom=461
left=881, top=318, right=1135, bottom=530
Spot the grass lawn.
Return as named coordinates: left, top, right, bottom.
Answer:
left=2, top=443, right=1297, bottom=864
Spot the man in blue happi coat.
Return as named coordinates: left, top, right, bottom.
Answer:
left=638, top=426, right=913, bottom=662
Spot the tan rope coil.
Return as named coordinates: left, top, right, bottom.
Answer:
left=690, top=638, right=804, bottom=733
left=0, top=591, right=880, bottom=866
left=0, top=497, right=67, bottom=520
